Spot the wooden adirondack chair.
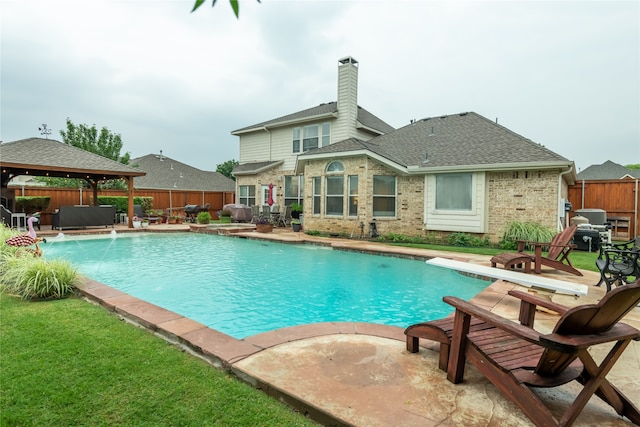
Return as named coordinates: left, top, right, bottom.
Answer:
left=492, top=225, right=582, bottom=276
left=443, top=281, right=640, bottom=427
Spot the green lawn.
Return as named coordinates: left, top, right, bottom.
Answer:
left=0, top=294, right=318, bottom=427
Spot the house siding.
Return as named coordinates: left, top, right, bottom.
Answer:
left=424, top=172, right=487, bottom=234
left=238, top=132, right=271, bottom=164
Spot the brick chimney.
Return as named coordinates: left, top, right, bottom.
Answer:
left=334, top=56, right=359, bottom=141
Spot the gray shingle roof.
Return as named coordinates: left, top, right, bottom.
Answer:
left=302, top=112, right=572, bottom=170
left=231, top=102, right=394, bottom=135
left=1, top=138, right=145, bottom=175
left=232, top=160, right=283, bottom=175
left=131, top=154, right=235, bottom=191
left=576, top=160, right=640, bottom=180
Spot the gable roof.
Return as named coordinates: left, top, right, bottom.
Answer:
left=131, top=154, right=235, bottom=191
left=576, top=160, right=640, bottom=180
left=231, top=102, right=395, bottom=136
left=297, top=112, right=575, bottom=176
left=1, top=138, right=145, bottom=185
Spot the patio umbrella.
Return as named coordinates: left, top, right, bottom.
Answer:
left=267, top=183, right=274, bottom=206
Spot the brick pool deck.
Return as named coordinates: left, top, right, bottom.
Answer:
left=38, top=224, right=639, bottom=426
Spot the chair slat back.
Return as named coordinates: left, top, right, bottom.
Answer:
left=547, top=225, right=578, bottom=260
left=535, top=282, right=640, bottom=377
left=554, top=281, right=640, bottom=335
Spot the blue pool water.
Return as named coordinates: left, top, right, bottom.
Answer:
left=43, top=233, right=490, bottom=339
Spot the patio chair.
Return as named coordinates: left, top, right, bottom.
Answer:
left=261, top=205, right=271, bottom=221
left=595, top=249, right=639, bottom=293
left=250, top=205, right=261, bottom=224
left=442, top=281, right=640, bottom=427
left=491, top=225, right=581, bottom=276
left=277, top=206, right=292, bottom=227
left=595, top=237, right=640, bottom=290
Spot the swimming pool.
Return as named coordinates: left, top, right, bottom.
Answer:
left=43, top=233, right=490, bottom=339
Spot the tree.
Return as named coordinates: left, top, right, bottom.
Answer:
left=626, top=164, right=640, bottom=170
left=216, top=159, right=239, bottom=181
left=37, top=118, right=131, bottom=189
left=191, top=0, right=260, bottom=18
left=60, top=118, right=131, bottom=165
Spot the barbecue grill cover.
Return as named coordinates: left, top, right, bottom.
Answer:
left=574, top=208, right=606, bottom=225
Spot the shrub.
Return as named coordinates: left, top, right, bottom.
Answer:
left=500, top=221, right=556, bottom=250
left=15, top=196, right=51, bottom=213
left=1, top=257, right=77, bottom=300
left=196, top=211, right=211, bottom=224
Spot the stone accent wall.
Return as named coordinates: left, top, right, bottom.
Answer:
left=486, top=169, right=561, bottom=241
left=302, top=157, right=425, bottom=237
left=239, top=163, right=566, bottom=244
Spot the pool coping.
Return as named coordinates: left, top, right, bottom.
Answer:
left=49, top=225, right=639, bottom=426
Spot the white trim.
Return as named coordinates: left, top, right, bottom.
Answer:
left=426, top=257, right=588, bottom=296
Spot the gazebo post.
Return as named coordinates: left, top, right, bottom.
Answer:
left=126, top=177, right=134, bottom=228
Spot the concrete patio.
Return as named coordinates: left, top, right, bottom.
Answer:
left=39, top=224, right=639, bottom=426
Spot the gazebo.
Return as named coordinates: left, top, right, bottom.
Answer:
left=0, top=138, right=146, bottom=228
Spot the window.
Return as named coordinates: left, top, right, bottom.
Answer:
left=348, top=175, right=358, bottom=217
left=326, top=161, right=344, bottom=172
left=435, top=173, right=472, bottom=210
left=312, top=177, right=321, bottom=215
left=292, top=122, right=330, bottom=153
left=292, top=128, right=300, bottom=153
left=373, top=176, right=396, bottom=217
left=325, top=176, right=344, bottom=215
left=239, top=185, right=255, bottom=206
left=284, top=175, right=304, bottom=207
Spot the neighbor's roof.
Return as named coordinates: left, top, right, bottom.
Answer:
left=0, top=138, right=145, bottom=183
left=298, top=112, right=575, bottom=176
left=576, top=160, right=640, bottom=180
left=131, top=154, right=235, bottom=191
left=231, top=102, right=395, bottom=136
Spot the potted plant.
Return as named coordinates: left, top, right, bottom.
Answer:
left=141, top=218, right=150, bottom=228
left=290, top=202, right=303, bottom=219
left=196, top=211, right=211, bottom=224
left=132, top=215, right=142, bottom=229
left=254, top=217, right=273, bottom=233
left=291, top=219, right=302, bottom=232
left=218, top=208, right=233, bottom=224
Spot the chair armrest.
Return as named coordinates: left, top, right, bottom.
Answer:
left=443, top=296, right=542, bottom=345
left=508, top=290, right=570, bottom=315
left=540, top=323, right=640, bottom=353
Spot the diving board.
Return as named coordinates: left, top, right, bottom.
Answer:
left=426, top=257, right=588, bottom=296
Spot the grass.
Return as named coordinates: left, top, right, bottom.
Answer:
left=0, top=294, right=318, bottom=427
left=390, top=242, right=602, bottom=272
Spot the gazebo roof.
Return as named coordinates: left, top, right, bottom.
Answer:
left=1, top=138, right=146, bottom=185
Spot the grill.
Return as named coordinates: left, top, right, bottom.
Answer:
left=184, top=205, right=200, bottom=222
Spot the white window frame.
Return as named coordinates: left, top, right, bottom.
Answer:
left=372, top=175, right=396, bottom=217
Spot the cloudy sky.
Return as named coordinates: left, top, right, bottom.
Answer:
left=2, top=0, right=638, bottom=173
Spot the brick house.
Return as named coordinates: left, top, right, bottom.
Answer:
left=232, top=57, right=577, bottom=242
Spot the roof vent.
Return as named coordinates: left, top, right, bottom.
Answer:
left=423, top=153, right=429, bottom=164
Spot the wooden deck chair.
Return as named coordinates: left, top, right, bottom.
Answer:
left=443, top=281, right=640, bottom=427
left=492, top=225, right=581, bottom=276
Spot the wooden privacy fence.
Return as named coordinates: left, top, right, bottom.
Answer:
left=18, top=187, right=235, bottom=225
left=568, top=179, right=639, bottom=240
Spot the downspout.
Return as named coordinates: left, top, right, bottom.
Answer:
left=558, top=166, right=573, bottom=230
left=633, top=178, right=638, bottom=236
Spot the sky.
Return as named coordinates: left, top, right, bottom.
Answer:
left=1, top=0, right=639, bottom=173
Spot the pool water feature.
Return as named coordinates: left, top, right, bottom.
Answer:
left=43, top=233, right=490, bottom=339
